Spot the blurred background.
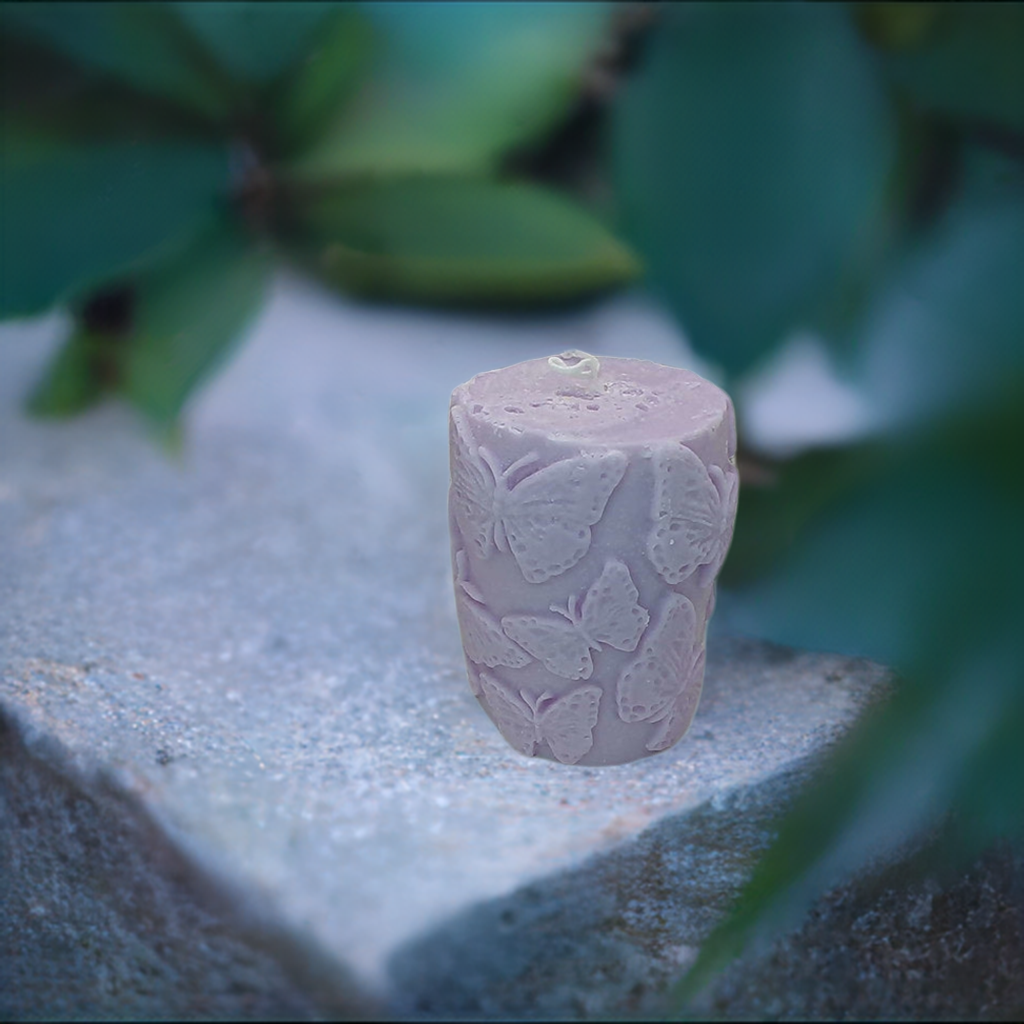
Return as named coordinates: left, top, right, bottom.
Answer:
left=2, top=0, right=1022, bottom=1005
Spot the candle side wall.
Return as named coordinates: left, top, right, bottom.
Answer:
left=449, top=356, right=738, bottom=766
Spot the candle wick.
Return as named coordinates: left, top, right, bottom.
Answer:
left=548, top=350, right=600, bottom=378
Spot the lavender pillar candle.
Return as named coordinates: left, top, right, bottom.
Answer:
left=448, top=351, right=738, bottom=766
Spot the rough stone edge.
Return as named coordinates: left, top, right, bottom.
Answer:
left=385, top=647, right=896, bottom=1020
left=1, top=642, right=894, bottom=1021
left=385, top=748, right=833, bottom=1020
left=0, top=703, right=383, bottom=1022
left=387, top=766, right=1024, bottom=1023
left=692, top=839, right=1024, bottom=1021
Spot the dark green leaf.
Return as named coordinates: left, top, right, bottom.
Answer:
left=854, top=191, right=1024, bottom=432
left=0, top=1, right=233, bottom=121
left=861, top=3, right=1024, bottom=134
left=721, top=443, right=888, bottom=588
left=1, top=30, right=223, bottom=143
left=121, top=218, right=271, bottom=428
left=27, top=331, right=111, bottom=418
left=725, top=438, right=1016, bottom=667
left=960, top=144, right=1024, bottom=205
left=674, top=381, right=1024, bottom=1010
left=287, top=176, right=639, bottom=304
left=613, top=3, right=898, bottom=376
left=728, top=185, right=1024, bottom=661
left=173, top=2, right=343, bottom=86
left=672, top=622, right=1024, bottom=1013
left=0, top=134, right=230, bottom=318
left=857, top=2, right=941, bottom=50
left=290, top=2, right=612, bottom=177
left=669, top=191, right=1024, bottom=1009
left=269, top=5, right=373, bottom=156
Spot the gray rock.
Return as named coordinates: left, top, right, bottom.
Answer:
left=1, top=278, right=892, bottom=1018
left=0, top=712, right=374, bottom=1021
left=695, top=843, right=1024, bottom=1022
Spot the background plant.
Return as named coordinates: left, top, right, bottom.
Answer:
left=1, top=1, right=638, bottom=434
left=3, top=1, right=1023, bottom=1016
left=609, top=3, right=1023, bottom=1012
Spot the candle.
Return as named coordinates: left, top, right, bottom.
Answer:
left=449, top=350, right=738, bottom=766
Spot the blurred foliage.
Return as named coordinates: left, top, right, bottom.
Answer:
left=290, top=2, right=613, bottom=177
left=1, top=1, right=634, bottom=427
left=860, top=2, right=1024, bottom=134
left=30, top=215, right=272, bottom=433
left=3, top=1, right=1024, bottom=1012
left=285, top=176, right=638, bottom=303
left=614, top=2, right=900, bottom=375
left=2, top=133, right=229, bottom=319
left=607, top=2, right=1024, bottom=1015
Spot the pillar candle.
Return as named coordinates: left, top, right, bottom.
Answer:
left=448, top=351, right=738, bottom=766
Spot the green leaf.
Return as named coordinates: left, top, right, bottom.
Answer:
left=1, top=30, right=223, bottom=143
left=0, top=134, right=230, bottom=318
left=613, top=3, right=899, bottom=376
left=672, top=622, right=1024, bottom=1012
left=291, top=2, right=613, bottom=177
left=287, top=176, right=640, bottom=304
left=27, top=330, right=111, bottom=418
left=721, top=443, right=888, bottom=589
left=856, top=2, right=941, bottom=50
left=121, top=218, right=272, bottom=428
left=172, top=1, right=344, bottom=86
left=0, top=1, right=233, bottom=122
left=269, top=5, right=374, bottom=156
left=855, top=191, right=1024, bottom=432
left=673, top=382, right=1024, bottom=1011
left=861, top=3, right=1024, bottom=134
left=669, top=191, right=1024, bottom=1009
left=728, top=186, right=1024, bottom=662
left=727, top=438, right=1016, bottom=667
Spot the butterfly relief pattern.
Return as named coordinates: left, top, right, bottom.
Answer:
left=646, top=446, right=739, bottom=585
left=616, top=592, right=699, bottom=724
left=478, top=671, right=602, bottom=765
left=453, top=550, right=533, bottom=670
left=501, top=559, right=649, bottom=680
left=450, top=406, right=627, bottom=584
left=645, top=647, right=706, bottom=751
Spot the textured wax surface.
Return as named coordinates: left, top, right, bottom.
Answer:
left=455, top=356, right=729, bottom=445
left=449, top=356, right=738, bottom=765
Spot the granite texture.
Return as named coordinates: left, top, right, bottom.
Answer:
left=696, top=843, right=1024, bottom=1022
left=0, top=712, right=374, bottom=1021
left=0, top=277, right=906, bottom=1018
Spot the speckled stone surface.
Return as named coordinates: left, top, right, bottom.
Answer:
left=1, top=277, right=890, bottom=1018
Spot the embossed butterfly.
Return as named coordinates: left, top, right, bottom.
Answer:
left=453, top=550, right=532, bottom=670
left=477, top=671, right=602, bottom=765
left=616, top=591, right=699, bottom=725
left=647, top=445, right=739, bottom=586
left=501, top=559, right=649, bottom=680
left=644, top=648, right=706, bottom=752
left=450, top=406, right=627, bottom=584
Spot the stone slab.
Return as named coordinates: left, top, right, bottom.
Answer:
left=1, top=277, right=889, bottom=1016
left=1, top=712, right=375, bottom=1022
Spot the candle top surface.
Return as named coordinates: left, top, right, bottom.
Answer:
left=452, top=354, right=730, bottom=447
